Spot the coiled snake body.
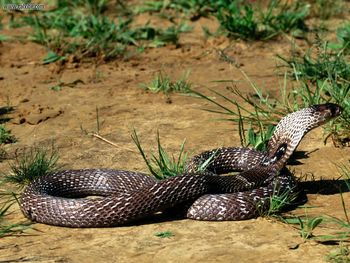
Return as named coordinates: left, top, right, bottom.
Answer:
left=20, top=104, right=342, bottom=227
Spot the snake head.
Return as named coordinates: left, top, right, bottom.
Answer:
left=312, top=103, right=342, bottom=124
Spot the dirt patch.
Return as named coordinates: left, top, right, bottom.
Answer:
left=0, top=11, right=349, bottom=263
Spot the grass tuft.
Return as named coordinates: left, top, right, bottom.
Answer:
left=140, top=71, right=192, bottom=95
left=326, top=242, right=350, bottom=263
left=309, top=0, right=346, bottom=19
left=131, top=129, right=189, bottom=179
left=0, top=145, right=61, bottom=236
left=266, top=188, right=299, bottom=217
left=154, top=230, right=174, bottom=238
left=0, top=125, right=16, bottom=144
left=4, top=145, right=60, bottom=187
left=334, top=23, right=350, bottom=55
left=215, top=0, right=309, bottom=40
left=240, top=122, right=275, bottom=151
left=131, top=129, right=217, bottom=179
left=286, top=215, right=325, bottom=240
left=278, top=42, right=350, bottom=83
left=136, top=0, right=215, bottom=20
left=0, top=199, right=31, bottom=238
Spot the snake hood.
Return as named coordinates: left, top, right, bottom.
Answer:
left=267, top=103, right=342, bottom=170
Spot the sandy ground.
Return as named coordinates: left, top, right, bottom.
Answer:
left=0, top=11, right=349, bottom=263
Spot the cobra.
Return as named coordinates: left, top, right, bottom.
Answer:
left=19, top=103, right=342, bottom=227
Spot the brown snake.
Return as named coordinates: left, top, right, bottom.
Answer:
left=19, top=104, right=342, bottom=227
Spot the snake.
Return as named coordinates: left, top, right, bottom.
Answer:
left=19, top=103, right=342, bottom=227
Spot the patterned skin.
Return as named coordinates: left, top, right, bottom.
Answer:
left=20, top=104, right=342, bottom=227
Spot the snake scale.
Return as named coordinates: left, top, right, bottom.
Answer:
left=19, top=103, right=342, bottom=227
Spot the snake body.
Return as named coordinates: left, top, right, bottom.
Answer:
left=19, top=104, right=342, bottom=227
